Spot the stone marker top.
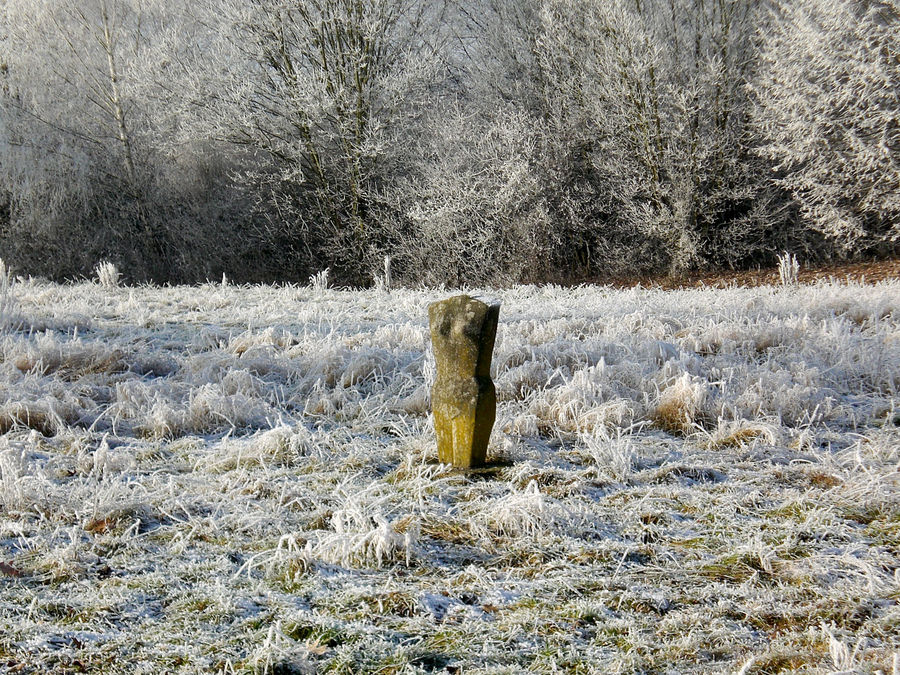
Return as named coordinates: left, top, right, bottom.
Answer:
left=469, top=294, right=501, bottom=308
left=427, top=294, right=500, bottom=380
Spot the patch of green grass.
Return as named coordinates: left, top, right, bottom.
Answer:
left=765, top=501, right=814, bottom=522
left=668, top=536, right=710, bottom=550
left=319, top=590, right=418, bottom=621
left=743, top=598, right=876, bottom=638
left=170, top=595, right=216, bottom=614
left=494, top=545, right=560, bottom=570
left=283, top=622, right=345, bottom=649
left=565, top=547, right=616, bottom=564
left=269, top=558, right=312, bottom=594
left=422, top=627, right=480, bottom=658
left=843, top=503, right=899, bottom=526
left=528, top=649, right=596, bottom=673
left=34, top=601, right=96, bottom=624
left=593, top=623, right=635, bottom=651
left=742, top=609, right=811, bottom=635
left=814, top=599, right=876, bottom=631
left=749, top=651, right=815, bottom=674
left=699, top=552, right=773, bottom=584
left=419, top=516, right=472, bottom=546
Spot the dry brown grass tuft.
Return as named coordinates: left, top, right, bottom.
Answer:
left=652, top=375, right=707, bottom=435
left=0, top=402, right=62, bottom=436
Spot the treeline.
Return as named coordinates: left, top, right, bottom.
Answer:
left=0, top=0, right=897, bottom=286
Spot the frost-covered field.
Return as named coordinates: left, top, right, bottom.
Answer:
left=0, top=275, right=898, bottom=674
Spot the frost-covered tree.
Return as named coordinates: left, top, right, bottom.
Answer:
left=460, top=0, right=780, bottom=275
left=439, top=0, right=608, bottom=279
left=210, top=0, right=454, bottom=283
left=1, top=1, right=91, bottom=276
left=753, top=0, right=900, bottom=254
left=0, top=3, right=11, bottom=235
left=0, top=0, right=169, bottom=277
left=1, top=0, right=894, bottom=285
left=0, top=0, right=257, bottom=281
left=384, top=102, right=555, bottom=285
left=1, top=1, right=154, bottom=272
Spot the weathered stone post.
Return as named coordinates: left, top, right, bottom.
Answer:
left=428, top=295, right=500, bottom=468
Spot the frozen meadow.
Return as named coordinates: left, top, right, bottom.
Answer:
left=0, top=273, right=898, bottom=673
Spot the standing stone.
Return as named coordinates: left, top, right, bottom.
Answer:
left=428, top=295, right=500, bottom=468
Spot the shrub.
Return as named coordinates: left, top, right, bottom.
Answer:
left=752, top=0, right=900, bottom=255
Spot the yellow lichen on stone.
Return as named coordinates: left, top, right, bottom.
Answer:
left=428, top=295, right=499, bottom=468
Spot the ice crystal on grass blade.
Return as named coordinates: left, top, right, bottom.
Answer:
left=0, top=437, right=28, bottom=511
left=309, top=512, right=418, bottom=568
left=705, top=418, right=781, bottom=450
left=778, top=251, right=800, bottom=286
left=471, top=479, right=593, bottom=541
left=308, top=267, right=330, bottom=293
left=299, top=483, right=419, bottom=569
left=577, top=428, right=636, bottom=481
left=373, top=256, right=392, bottom=293
left=824, top=624, right=864, bottom=673
left=94, top=260, right=121, bottom=288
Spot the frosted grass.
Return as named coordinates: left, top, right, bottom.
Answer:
left=0, top=278, right=898, bottom=673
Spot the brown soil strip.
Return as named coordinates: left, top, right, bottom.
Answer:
left=589, top=258, right=900, bottom=290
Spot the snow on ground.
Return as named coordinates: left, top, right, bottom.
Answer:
left=0, top=273, right=898, bottom=673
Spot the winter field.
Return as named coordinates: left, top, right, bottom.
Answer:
left=0, top=271, right=898, bottom=674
